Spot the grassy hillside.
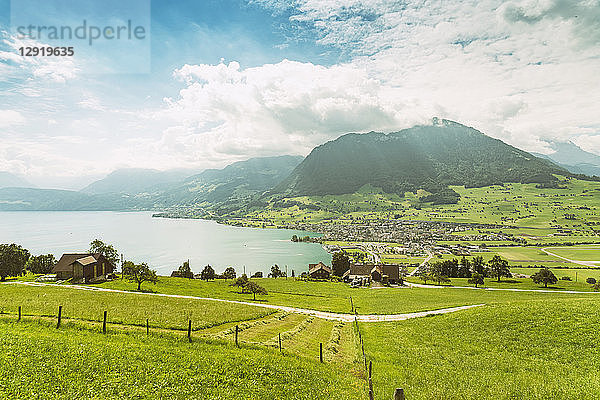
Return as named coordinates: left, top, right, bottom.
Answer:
left=0, top=319, right=364, bottom=399
left=91, top=276, right=600, bottom=314
left=274, top=120, right=570, bottom=198
left=361, top=298, right=600, bottom=399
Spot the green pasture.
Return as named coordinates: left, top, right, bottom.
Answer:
left=362, top=298, right=600, bottom=399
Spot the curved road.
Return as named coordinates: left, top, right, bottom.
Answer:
left=5, top=281, right=482, bottom=322
left=541, top=247, right=600, bottom=268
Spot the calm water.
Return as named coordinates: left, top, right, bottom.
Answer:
left=0, top=212, right=331, bottom=276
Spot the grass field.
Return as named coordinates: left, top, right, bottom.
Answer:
left=0, top=318, right=364, bottom=399
left=2, top=276, right=599, bottom=399
left=361, top=298, right=600, bottom=399
left=0, top=284, right=272, bottom=331
left=544, top=246, right=600, bottom=262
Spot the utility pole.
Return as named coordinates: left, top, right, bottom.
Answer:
left=285, top=265, right=288, bottom=280
left=243, top=265, right=246, bottom=276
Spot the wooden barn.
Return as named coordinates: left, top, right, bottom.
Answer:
left=52, top=253, right=115, bottom=282
left=308, top=262, right=332, bottom=279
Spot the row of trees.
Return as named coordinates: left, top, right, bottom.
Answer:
left=422, top=255, right=512, bottom=283
left=0, top=243, right=59, bottom=281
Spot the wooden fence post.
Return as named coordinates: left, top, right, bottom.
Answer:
left=18, top=306, right=21, bottom=321
left=320, top=342, right=323, bottom=363
left=57, top=306, right=62, bottom=329
left=103, top=311, right=107, bottom=334
left=235, top=325, right=239, bottom=348
left=393, top=388, right=405, bottom=400
left=278, top=333, right=282, bottom=353
left=146, top=318, right=149, bottom=335
left=188, top=320, right=192, bottom=342
left=368, top=360, right=374, bottom=400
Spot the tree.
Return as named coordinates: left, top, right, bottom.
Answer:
left=26, top=254, right=56, bottom=274
left=291, top=234, right=298, bottom=242
left=592, top=282, right=600, bottom=292
left=89, top=239, right=119, bottom=267
left=122, top=261, right=157, bottom=291
left=418, top=269, right=432, bottom=284
left=432, top=272, right=451, bottom=285
left=332, top=251, right=351, bottom=277
left=0, top=244, right=30, bottom=281
left=586, top=277, right=596, bottom=285
left=270, top=264, right=283, bottom=278
left=458, top=256, right=472, bottom=278
left=471, top=256, right=487, bottom=276
left=200, top=265, right=215, bottom=281
left=531, top=267, right=558, bottom=288
left=223, top=267, right=236, bottom=280
left=245, top=281, right=268, bottom=300
left=488, top=255, right=511, bottom=282
left=230, top=274, right=249, bottom=292
left=251, top=271, right=263, bottom=278
left=468, top=272, right=484, bottom=288
left=177, top=260, right=193, bottom=278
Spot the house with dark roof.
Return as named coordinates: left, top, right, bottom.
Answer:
left=342, top=263, right=373, bottom=283
left=308, top=262, right=332, bottom=279
left=52, top=253, right=115, bottom=282
left=343, top=263, right=403, bottom=285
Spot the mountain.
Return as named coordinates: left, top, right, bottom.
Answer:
left=81, top=168, right=197, bottom=195
left=0, top=156, right=303, bottom=212
left=0, top=172, right=33, bottom=189
left=0, top=188, right=151, bottom=211
left=155, top=155, right=304, bottom=211
left=533, top=141, right=600, bottom=177
left=274, top=119, right=570, bottom=200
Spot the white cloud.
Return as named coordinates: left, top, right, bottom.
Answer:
left=154, top=59, right=427, bottom=162
left=250, top=0, right=600, bottom=152
left=0, top=110, right=25, bottom=128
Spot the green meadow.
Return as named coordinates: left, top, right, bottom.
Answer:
left=361, top=298, right=600, bottom=399
left=3, top=276, right=600, bottom=399
left=0, top=318, right=364, bottom=400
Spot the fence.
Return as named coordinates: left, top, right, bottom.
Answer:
left=7, top=303, right=405, bottom=399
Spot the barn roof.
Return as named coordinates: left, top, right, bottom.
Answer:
left=74, top=256, right=97, bottom=266
left=309, top=262, right=331, bottom=274
left=52, top=253, right=106, bottom=273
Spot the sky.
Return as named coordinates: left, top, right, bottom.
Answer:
left=0, top=0, right=599, bottom=189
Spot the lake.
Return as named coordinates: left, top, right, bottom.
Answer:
left=0, top=211, right=331, bottom=276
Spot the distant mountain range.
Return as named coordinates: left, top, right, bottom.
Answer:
left=1, top=121, right=598, bottom=212
left=533, top=141, right=600, bottom=177
left=275, top=119, right=569, bottom=200
left=81, top=168, right=197, bottom=195
left=0, top=156, right=303, bottom=211
left=0, top=172, right=33, bottom=189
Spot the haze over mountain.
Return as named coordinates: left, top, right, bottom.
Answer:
left=274, top=120, right=570, bottom=201
left=0, top=156, right=303, bottom=211
left=81, top=168, right=198, bottom=195
left=0, top=172, right=33, bottom=189
left=155, top=155, right=304, bottom=211
left=533, top=141, right=600, bottom=177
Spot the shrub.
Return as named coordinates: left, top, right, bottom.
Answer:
left=586, top=277, right=596, bottom=285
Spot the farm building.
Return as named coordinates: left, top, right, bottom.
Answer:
left=52, top=253, right=115, bottom=282
left=343, top=263, right=403, bottom=285
left=342, top=263, right=373, bottom=283
left=308, top=262, right=332, bottom=279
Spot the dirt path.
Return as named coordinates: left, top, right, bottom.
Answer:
left=404, top=280, right=600, bottom=294
left=408, top=250, right=433, bottom=277
left=4, top=281, right=483, bottom=322
left=541, top=247, right=600, bottom=268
